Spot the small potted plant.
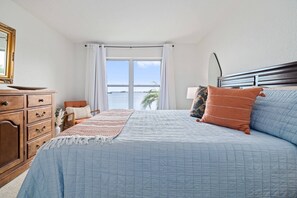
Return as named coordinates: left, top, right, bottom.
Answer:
left=55, top=108, right=65, bottom=135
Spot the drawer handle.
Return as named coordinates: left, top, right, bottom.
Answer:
left=35, top=126, right=46, bottom=133
left=35, top=141, right=46, bottom=149
left=36, top=141, right=46, bottom=149
left=36, top=111, right=46, bottom=117
left=1, top=101, right=8, bottom=106
left=38, top=99, right=44, bottom=102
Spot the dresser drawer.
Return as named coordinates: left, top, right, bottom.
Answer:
left=27, top=119, right=52, bottom=140
left=27, top=106, right=52, bottom=124
left=27, top=134, right=51, bottom=158
left=27, top=95, right=52, bottom=107
left=0, top=96, right=24, bottom=111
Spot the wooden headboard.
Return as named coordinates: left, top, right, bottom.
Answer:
left=218, top=61, right=297, bottom=88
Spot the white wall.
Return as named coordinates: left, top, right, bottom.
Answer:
left=196, top=0, right=297, bottom=76
left=72, top=44, right=87, bottom=100
left=0, top=0, right=76, bottom=107
left=73, top=43, right=201, bottom=109
left=106, top=47, right=163, bottom=59
left=173, top=44, right=204, bottom=109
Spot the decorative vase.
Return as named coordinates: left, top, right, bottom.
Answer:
left=55, top=126, right=61, bottom=135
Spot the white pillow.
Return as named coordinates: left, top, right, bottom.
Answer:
left=66, top=105, right=92, bottom=121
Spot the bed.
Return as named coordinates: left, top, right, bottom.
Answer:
left=17, top=61, right=297, bottom=198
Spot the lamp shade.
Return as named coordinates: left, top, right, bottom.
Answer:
left=186, top=87, right=198, bottom=99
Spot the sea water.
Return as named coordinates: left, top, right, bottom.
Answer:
left=108, top=92, right=157, bottom=110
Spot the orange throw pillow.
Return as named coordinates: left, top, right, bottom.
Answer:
left=200, top=86, right=263, bottom=134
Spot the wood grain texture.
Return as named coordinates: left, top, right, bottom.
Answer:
left=27, top=119, right=52, bottom=140
left=0, top=160, right=30, bottom=188
left=0, top=122, right=18, bottom=165
left=27, top=94, right=52, bottom=107
left=27, top=134, right=51, bottom=159
left=27, top=106, right=52, bottom=124
left=0, top=111, right=23, bottom=175
left=0, top=89, right=55, bottom=95
left=0, top=96, right=24, bottom=111
left=0, top=90, right=55, bottom=187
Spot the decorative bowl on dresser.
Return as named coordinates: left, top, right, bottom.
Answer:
left=0, top=89, right=55, bottom=187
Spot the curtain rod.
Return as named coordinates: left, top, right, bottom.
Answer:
left=84, top=44, right=174, bottom=48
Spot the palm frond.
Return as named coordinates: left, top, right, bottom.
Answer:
left=141, top=89, right=159, bottom=109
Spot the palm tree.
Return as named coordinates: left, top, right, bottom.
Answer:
left=141, top=89, right=159, bottom=109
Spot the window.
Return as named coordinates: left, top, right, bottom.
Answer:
left=107, top=60, right=129, bottom=109
left=106, top=60, right=161, bottom=110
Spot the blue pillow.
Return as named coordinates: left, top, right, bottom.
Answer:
left=250, top=89, right=297, bottom=145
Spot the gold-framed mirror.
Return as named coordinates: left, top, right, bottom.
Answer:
left=0, top=22, right=16, bottom=84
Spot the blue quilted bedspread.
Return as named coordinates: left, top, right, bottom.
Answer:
left=17, top=111, right=297, bottom=198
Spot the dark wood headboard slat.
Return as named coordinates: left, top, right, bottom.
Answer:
left=219, top=61, right=297, bottom=88
left=258, top=79, right=297, bottom=86
left=221, top=83, right=255, bottom=88
left=259, top=71, right=297, bottom=82
left=221, top=78, right=254, bottom=86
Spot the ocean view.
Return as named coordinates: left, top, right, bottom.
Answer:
left=108, top=91, right=157, bottom=110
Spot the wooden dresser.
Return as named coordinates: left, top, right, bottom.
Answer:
left=0, top=89, right=55, bottom=187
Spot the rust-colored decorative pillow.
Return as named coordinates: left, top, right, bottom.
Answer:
left=200, top=86, right=263, bottom=134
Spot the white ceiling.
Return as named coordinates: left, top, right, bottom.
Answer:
left=12, top=0, right=238, bottom=44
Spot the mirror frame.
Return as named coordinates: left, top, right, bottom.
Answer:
left=0, top=22, right=16, bottom=84
left=213, top=53, right=222, bottom=77
left=208, top=52, right=222, bottom=87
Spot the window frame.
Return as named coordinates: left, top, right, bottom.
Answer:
left=106, top=58, right=161, bottom=109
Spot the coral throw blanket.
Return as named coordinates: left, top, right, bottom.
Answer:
left=43, top=109, right=134, bottom=149
left=60, top=109, right=134, bottom=137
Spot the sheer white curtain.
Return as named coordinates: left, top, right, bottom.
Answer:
left=158, top=44, right=176, bottom=110
left=85, top=44, right=108, bottom=111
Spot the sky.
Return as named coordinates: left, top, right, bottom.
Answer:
left=106, top=60, right=161, bottom=92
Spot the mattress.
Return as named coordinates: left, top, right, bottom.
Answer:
left=18, top=110, right=297, bottom=198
